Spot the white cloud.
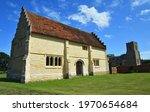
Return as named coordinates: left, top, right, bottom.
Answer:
left=95, top=0, right=102, bottom=4
left=42, top=6, right=60, bottom=20
left=42, top=6, right=50, bottom=12
left=140, top=9, right=150, bottom=15
left=110, top=0, right=122, bottom=8
left=141, top=50, right=150, bottom=59
left=31, top=0, right=40, bottom=13
left=13, top=10, right=20, bottom=16
left=62, top=20, right=71, bottom=25
left=68, top=5, right=111, bottom=28
left=59, top=3, right=68, bottom=9
left=68, top=14, right=88, bottom=24
left=93, top=0, right=103, bottom=6
left=131, top=0, right=150, bottom=7
left=104, top=35, right=112, bottom=39
left=140, top=18, right=150, bottom=21
left=125, top=16, right=132, bottom=21
left=8, top=14, right=18, bottom=22
left=6, top=1, right=17, bottom=8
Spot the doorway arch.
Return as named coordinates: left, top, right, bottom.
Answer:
left=76, top=60, right=83, bottom=76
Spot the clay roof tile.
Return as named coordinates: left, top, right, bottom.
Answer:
left=26, top=11, right=106, bottom=49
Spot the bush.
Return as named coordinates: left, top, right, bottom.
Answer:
left=0, top=71, right=7, bottom=74
left=0, top=52, right=10, bottom=72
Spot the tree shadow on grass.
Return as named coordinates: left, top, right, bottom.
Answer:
left=0, top=73, right=20, bottom=83
left=0, top=77, right=20, bottom=83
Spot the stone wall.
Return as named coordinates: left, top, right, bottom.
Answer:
left=92, top=47, right=108, bottom=74
left=7, top=8, right=30, bottom=82
left=28, top=33, right=108, bottom=82
left=117, top=65, right=150, bottom=73
left=29, top=33, right=65, bottom=81
left=69, top=41, right=89, bottom=77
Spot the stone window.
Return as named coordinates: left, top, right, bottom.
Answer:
left=46, top=56, right=62, bottom=66
left=58, top=57, right=61, bottom=66
left=50, top=57, right=53, bottom=66
left=46, top=56, right=49, bottom=66
left=93, top=59, right=99, bottom=66
left=55, top=57, right=58, bottom=66
left=82, top=46, right=88, bottom=50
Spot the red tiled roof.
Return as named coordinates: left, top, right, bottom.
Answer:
left=25, top=10, right=106, bottom=49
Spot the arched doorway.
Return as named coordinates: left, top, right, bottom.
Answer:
left=76, top=60, right=83, bottom=76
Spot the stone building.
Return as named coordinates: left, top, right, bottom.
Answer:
left=109, top=41, right=141, bottom=68
left=126, top=42, right=141, bottom=66
left=7, top=7, right=109, bottom=83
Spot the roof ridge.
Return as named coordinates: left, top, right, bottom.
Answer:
left=24, top=8, right=106, bottom=49
left=26, top=11, right=93, bottom=36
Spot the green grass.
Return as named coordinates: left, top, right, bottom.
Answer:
left=0, top=73, right=150, bottom=95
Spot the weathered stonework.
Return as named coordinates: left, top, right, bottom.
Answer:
left=8, top=7, right=109, bottom=83
left=108, top=41, right=141, bottom=68
left=7, top=7, right=31, bottom=82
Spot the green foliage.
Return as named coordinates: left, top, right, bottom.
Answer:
left=141, top=59, right=150, bottom=65
left=0, top=73, right=150, bottom=95
left=107, top=54, right=115, bottom=58
left=120, top=54, right=126, bottom=57
left=0, top=71, right=6, bottom=74
left=0, top=52, right=10, bottom=71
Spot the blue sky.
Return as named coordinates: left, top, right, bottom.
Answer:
left=0, top=0, right=150, bottom=59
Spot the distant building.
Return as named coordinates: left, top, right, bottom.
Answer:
left=126, top=41, right=141, bottom=66
left=109, top=41, right=141, bottom=68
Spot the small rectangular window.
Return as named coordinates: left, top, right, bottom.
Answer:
left=82, top=46, right=88, bottom=50
left=55, top=57, right=58, bottom=66
left=58, top=57, right=61, bottom=66
left=50, top=57, right=53, bottom=66
left=93, top=59, right=99, bottom=66
left=46, top=56, right=49, bottom=66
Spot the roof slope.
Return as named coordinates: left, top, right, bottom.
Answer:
left=25, top=9, right=106, bottom=49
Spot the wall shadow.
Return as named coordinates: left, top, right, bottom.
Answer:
left=0, top=77, right=20, bottom=83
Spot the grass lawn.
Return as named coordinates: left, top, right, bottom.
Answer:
left=0, top=73, right=150, bottom=95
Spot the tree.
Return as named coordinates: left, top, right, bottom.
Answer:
left=107, top=54, right=115, bottom=58
left=0, top=52, right=10, bottom=71
left=141, top=59, right=150, bottom=65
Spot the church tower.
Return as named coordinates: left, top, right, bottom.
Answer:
left=126, top=41, right=141, bottom=66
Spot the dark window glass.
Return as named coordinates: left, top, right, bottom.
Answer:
left=96, top=60, right=99, bottom=66
left=93, top=59, right=99, bottom=66
left=46, top=56, right=49, bottom=66
left=55, top=57, right=58, bottom=66
left=82, top=46, right=88, bottom=50
left=58, top=57, right=61, bottom=66
left=50, top=57, right=53, bottom=66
